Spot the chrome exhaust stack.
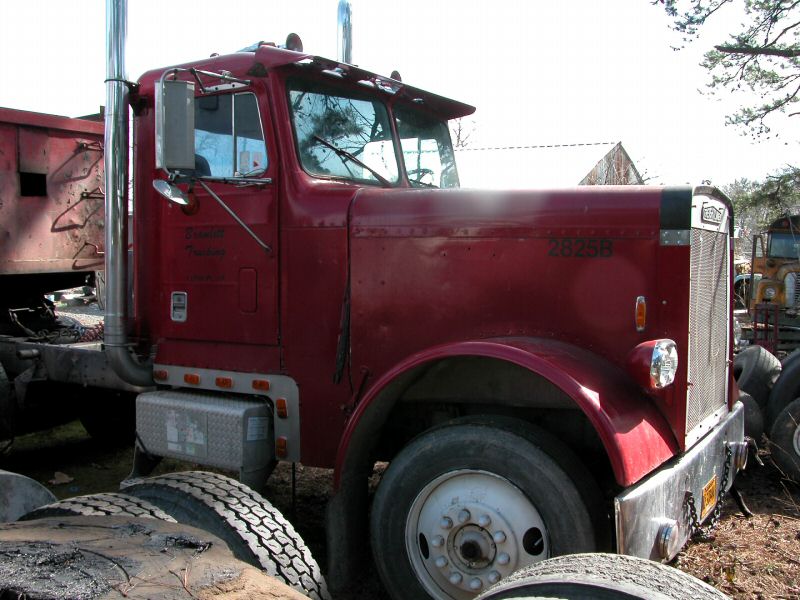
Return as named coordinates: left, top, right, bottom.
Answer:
left=337, top=0, right=352, bottom=64
left=104, top=0, right=153, bottom=386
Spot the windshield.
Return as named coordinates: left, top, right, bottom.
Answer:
left=768, top=232, right=800, bottom=259
left=395, top=105, right=459, bottom=188
left=288, top=79, right=399, bottom=185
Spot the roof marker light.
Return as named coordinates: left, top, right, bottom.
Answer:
left=285, top=33, right=303, bottom=52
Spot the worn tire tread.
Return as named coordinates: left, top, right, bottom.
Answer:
left=20, top=492, right=176, bottom=522
left=123, top=470, right=329, bottom=600
left=476, top=553, right=728, bottom=600
left=734, top=346, right=781, bottom=411
left=769, top=397, right=800, bottom=482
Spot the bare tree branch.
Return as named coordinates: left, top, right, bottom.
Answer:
left=715, top=45, right=800, bottom=58
left=658, top=0, right=800, bottom=137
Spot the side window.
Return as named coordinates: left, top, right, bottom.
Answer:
left=195, top=92, right=268, bottom=177
left=394, top=106, right=459, bottom=189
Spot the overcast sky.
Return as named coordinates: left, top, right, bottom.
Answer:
left=0, top=0, right=796, bottom=186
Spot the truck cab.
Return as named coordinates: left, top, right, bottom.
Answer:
left=0, top=37, right=744, bottom=600
left=743, top=215, right=800, bottom=351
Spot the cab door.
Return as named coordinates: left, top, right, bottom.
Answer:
left=160, top=86, right=279, bottom=347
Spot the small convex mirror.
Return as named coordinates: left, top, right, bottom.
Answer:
left=152, top=179, right=188, bottom=205
left=155, top=79, right=196, bottom=171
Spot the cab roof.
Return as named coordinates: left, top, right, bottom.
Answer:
left=253, top=45, right=475, bottom=120
left=140, top=44, right=475, bottom=121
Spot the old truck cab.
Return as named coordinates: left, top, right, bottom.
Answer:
left=114, top=40, right=745, bottom=600
left=745, top=215, right=800, bottom=351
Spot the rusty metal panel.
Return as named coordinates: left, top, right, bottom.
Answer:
left=0, top=108, right=105, bottom=276
left=18, top=128, right=49, bottom=174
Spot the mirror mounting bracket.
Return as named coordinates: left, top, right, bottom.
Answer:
left=162, top=67, right=251, bottom=95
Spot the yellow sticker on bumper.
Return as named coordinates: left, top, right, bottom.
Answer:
left=701, top=475, right=718, bottom=520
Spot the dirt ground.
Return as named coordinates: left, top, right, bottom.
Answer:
left=1, top=421, right=798, bottom=600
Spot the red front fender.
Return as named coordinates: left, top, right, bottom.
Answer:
left=334, top=337, right=679, bottom=488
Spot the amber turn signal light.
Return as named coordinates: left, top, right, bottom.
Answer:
left=184, top=373, right=200, bottom=385
left=276, top=398, right=288, bottom=418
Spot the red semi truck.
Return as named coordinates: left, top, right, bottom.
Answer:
left=0, top=3, right=746, bottom=600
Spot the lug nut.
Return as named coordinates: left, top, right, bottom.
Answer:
left=432, top=535, right=445, bottom=548
left=497, top=552, right=510, bottom=565
left=493, top=531, right=506, bottom=543
left=469, top=578, right=483, bottom=591
left=457, top=509, right=471, bottom=524
left=488, top=570, right=501, bottom=584
left=478, top=514, right=491, bottom=527
left=449, top=572, right=463, bottom=585
left=435, top=556, right=448, bottom=568
left=440, top=517, right=453, bottom=529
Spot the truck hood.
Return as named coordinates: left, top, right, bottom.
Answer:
left=349, top=186, right=665, bottom=236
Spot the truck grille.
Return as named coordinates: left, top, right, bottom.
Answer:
left=784, top=272, right=800, bottom=308
left=686, top=228, right=729, bottom=442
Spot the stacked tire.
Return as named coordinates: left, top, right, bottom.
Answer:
left=734, top=345, right=800, bottom=482
left=734, top=346, right=781, bottom=441
left=6, top=473, right=330, bottom=600
left=765, top=350, right=800, bottom=482
left=121, top=471, right=330, bottom=600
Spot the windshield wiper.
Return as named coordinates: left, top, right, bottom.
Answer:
left=313, top=135, right=391, bottom=188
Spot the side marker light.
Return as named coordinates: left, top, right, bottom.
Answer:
left=216, top=376, right=233, bottom=389
left=276, top=398, right=288, bottom=419
left=184, top=373, right=200, bottom=385
left=253, top=379, right=270, bottom=392
left=276, top=437, right=288, bottom=459
left=635, top=296, right=647, bottom=332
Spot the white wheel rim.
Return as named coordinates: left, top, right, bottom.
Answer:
left=405, top=469, right=549, bottom=600
left=793, top=420, right=800, bottom=457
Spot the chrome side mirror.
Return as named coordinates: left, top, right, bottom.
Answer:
left=155, top=79, right=195, bottom=172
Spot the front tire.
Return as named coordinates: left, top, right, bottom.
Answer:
left=370, top=418, right=599, bottom=600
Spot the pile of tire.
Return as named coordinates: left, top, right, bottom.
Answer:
left=1, top=471, right=732, bottom=600
left=0, top=471, right=330, bottom=600
left=735, top=345, right=800, bottom=481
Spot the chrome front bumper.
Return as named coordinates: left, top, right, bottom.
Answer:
left=614, top=400, right=745, bottom=561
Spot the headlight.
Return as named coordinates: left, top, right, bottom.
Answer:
left=763, top=286, right=777, bottom=300
left=626, top=339, right=679, bottom=391
left=650, top=340, right=679, bottom=389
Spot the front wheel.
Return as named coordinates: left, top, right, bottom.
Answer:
left=370, top=418, right=599, bottom=600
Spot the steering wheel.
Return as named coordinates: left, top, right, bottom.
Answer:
left=407, top=167, right=435, bottom=186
